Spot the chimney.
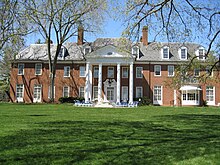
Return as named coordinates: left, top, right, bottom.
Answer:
left=142, top=26, right=148, bottom=46
left=77, top=26, right=84, bottom=45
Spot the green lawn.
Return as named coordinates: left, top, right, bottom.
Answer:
left=0, top=103, right=220, bottom=165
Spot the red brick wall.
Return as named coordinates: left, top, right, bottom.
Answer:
left=10, top=62, right=86, bottom=103
left=10, top=62, right=220, bottom=106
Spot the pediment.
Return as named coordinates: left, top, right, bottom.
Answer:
left=85, top=45, right=130, bottom=58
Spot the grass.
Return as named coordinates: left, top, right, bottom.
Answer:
left=0, top=103, right=220, bottom=164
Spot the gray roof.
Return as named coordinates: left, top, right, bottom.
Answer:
left=16, top=42, right=84, bottom=61
left=16, top=38, right=203, bottom=62
left=138, top=42, right=202, bottom=62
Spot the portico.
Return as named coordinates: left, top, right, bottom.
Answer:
left=84, top=45, right=135, bottom=104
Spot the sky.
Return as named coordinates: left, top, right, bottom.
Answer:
left=24, top=0, right=219, bottom=50
left=25, top=18, right=126, bottom=45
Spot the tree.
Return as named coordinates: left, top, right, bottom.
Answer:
left=22, top=0, right=106, bottom=102
left=0, top=0, right=28, bottom=101
left=0, top=0, right=28, bottom=52
left=122, top=0, right=220, bottom=106
left=0, top=36, right=25, bottom=101
left=123, top=0, right=220, bottom=58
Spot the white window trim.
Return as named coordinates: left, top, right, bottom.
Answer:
left=194, top=68, right=200, bottom=77
left=48, top=86, right=56, bottom=99
left=18, top=63, right=24, bottom=75
left=108, top=67, right=114, bottom=78
left=122, top=67, right=128, bottom=78
left=64, top=66, right=70, bottom=77
left=206, top=86, right=215, bottom=105
left=33, top=84, right=42, bottom=103
left=63, top=86, right=70, bottom=97
left=179, top=47, right=187, bottom=60
left=84, top=46, right=91, bottom=55
left=154, top=65, right=161, bottom=76
left=79, top=86, right=85, bottom=98
left=168, top=65, right=174, bottom=77
left=181, top=90, right=200, bottom=106
left=153, top=85, right=163, bottom=105
left=136, top=67, right=143, bottom=78
left=121, top=86, right=128, bottom=101
left=161, top=46, right=169, bottom=59
left=136, top=86, right=143, bottom=98
left=16, top=84, right=24, bottom=102
left=196, top=47, right=205, bottom=60
left=93, top=86, right=98, bottom=100
left=132, top=46, right=139, bottom=58
left=79, top=66, right=86, bottom=77
left=93, top=66, right=99, bottom=78
left=58, top=47, right=65, bottom=59
left=35, top=63, right=42, bottom=75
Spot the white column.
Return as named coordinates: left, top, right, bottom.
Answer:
left=88, top=64, right=92, bottom=101
left=129, top=62, right=134, bottom=103
left=98, top=63, right=102, bottom=103
left=117, top=63, right=121, bottom=103
left=85, top=62, right=90, bottom=103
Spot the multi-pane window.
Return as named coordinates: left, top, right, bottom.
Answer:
left=136, top=87, right=143, bottom=98
left=132, top=46, right=139, bottom=55
left=16, top=84, right=24, bottom=99
left=79, top=87, right=84, bottom=98
left=181, top=48, right=187, bottom=59
left=154, top=86, right=162, bottom=101
left=18, top=64, right=24, bottom=75
left=206, top=86, right=214, bottom=102
left=121, top=86, right=128, bottom=101
left=199, top=48, right=205, bottom=60
left=34, top=85, right=41, bottom=100
left=48, top=86, right=55, bottom=99
left=63, top=86, right=69, bottom=97
left=136, top=67, right=143, bottom=78
left=35, top=64, right=42, bottom=75
left=80, top=66, right=86, bottom=77
left=122, top=67, right=128, bottom=78
left=58, top=48, right=64, bottom=58
left=154, top=65, right=161, bottom=76
left=194, top=69, right=200, bottom=77
left=64, top=66, right=70, bottom=77
left=108, top=67, right=114, bottom=78
left=168, top=65, right=174, bottom=77
left=84, top=47, right=91, bottom=54
left=93, top=67, right=99, bottom=78
left=163, top=47, right=169, bottom=59
left=93, top=86, right=98, bottom=99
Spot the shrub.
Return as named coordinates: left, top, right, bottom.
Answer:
left=58, top=97, right=84, bottom=103
left=134, top=97, right=151, bottom=106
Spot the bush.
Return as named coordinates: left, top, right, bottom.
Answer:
left=58, top=97, right=84, bottom=103
left=134, top=97, right=152, bottom=106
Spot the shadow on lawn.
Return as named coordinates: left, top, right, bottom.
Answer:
left=0, top=114, right=219, bottom=164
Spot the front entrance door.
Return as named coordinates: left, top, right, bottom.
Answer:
left=107, top=87, right=114, bottom=102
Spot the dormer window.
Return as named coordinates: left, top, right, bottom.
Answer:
left=132, top=46, right=139, bottom=58
left=198, top=48, right=205, bottom=60
left=180, top=47, right=187, bottom=60
left=84, top=46, right=91, bottom=55
left=58, top=47, right=66, bottom=59
left=162, top=46, right=169, bottom=59
left=196, top=47, right=205, bottom=60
